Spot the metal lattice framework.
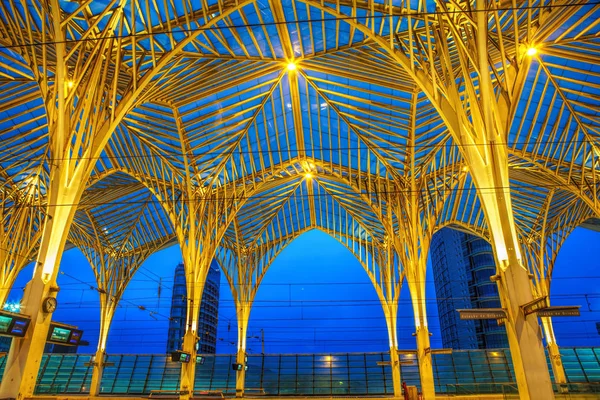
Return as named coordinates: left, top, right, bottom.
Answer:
left=0, top=0, right=599, bottom=399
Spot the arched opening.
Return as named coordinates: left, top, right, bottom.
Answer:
left=218, top=229, right=394, bottom=396
left=550, top=227, right=600, bottom=347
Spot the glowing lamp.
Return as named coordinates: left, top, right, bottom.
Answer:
left=526, top=47, right=537, bottom=56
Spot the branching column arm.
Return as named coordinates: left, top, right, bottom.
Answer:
left=219, top=243, right=273, bottom=398
left=373, top=240, right=403, bottom=398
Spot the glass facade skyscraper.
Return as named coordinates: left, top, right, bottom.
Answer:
left=430, top=228, right=508, bottom=349
left=166, top=260, right=220, bottom=354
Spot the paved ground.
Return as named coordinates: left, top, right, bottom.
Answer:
left=25, top=394, right=600, bottom=400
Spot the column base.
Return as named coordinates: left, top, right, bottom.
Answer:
left=415, top=327, right=435, bottom=400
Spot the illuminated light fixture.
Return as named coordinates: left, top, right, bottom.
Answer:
left=66, top=80, right=75, bottom=89
left=462, top=166, right=468, bottom=172
left=526, top=47, right=538, bottom=56
left=286, top=62, right=297, bottom=71
left=3, top=302, right=21, bottom=313
left=304, top=172, right=313, bottom=179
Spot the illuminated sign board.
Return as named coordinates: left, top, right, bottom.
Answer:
left=538, top=306, right=580, bottom=317
left=232, top=363, right=248, bottom=371
left=196, top=355, right=205, bottom=364
left=172, top=351, right=191, bottom=363
left=46, top=323, right=84, bottom=346
left=0, top=311, right=31, bottom=338
left=457, top=308, right=506, bottom=320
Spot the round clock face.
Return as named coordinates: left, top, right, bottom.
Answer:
left=43, top=297, right=57, bottom=313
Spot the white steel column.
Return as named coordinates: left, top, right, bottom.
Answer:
left=383, top=302, right=402, bottom=398
left=179, top=274, right=205, bottom=399
left=407, top=280, right=435, bottom=400
left=235, top=302, right=252, bottom=398
left=0, top=195, right=78, bottom=398
left=541, top=316, right=567, bottom=388
left=89, top=300, right=118, bottom=396
left=89, top=349, right=107, bottom=396
left=445, top=2, right=556, bottom=398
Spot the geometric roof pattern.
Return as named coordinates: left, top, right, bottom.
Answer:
left=0, top=0, right=599, bottom=305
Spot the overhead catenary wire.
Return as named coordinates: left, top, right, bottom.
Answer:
left=1, top=179, right=599, bottom=210
left=0, top=2, right=596, bottom=51
left=1, top=137, right=599, bottom=165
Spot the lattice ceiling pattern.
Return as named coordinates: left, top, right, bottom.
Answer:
left=0, top=0, right=598, bottom=291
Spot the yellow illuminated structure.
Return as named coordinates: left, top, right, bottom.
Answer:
left=0, top=1, right=598, bottom=399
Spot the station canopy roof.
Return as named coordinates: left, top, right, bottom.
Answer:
left=0, top=0, right=598, bottom=280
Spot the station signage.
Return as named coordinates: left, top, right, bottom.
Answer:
left=0, top=310, right=31, bottom=338
left=521, top=296, right=548, bottom=316
left=537, top=306, right=581, bottom=317
left=457, top=308, right=506, bottom=320
left=47, top=322, right=84, bottom=346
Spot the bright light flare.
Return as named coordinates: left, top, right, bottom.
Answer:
left=3, top=302, right=21, bottom=313
left=526, top=47, right=538, bottom=56
left=304, top=172, right=313, bottom=179
left=286, top=62, right=297, bottom=71
left=67, top=80, right=75, bottom=89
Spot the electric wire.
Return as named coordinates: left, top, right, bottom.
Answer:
left=1, top=137, right=599, bottom=165
left=0, top=2, right=596, bottom=51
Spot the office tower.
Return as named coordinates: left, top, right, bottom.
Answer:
left=166, top=260, right=220, bottom=354
left=430, top=228, right=509, bottom=349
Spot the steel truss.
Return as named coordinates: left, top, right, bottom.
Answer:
left=0, top=0, right=598, bottom=399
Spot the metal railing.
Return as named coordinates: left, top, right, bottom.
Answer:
left=0, top=348, right=598, bottom=396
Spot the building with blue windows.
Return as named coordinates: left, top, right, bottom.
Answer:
left=166, top=261, right=220, bottom=354
left=430, top=228, right=508, bottom=349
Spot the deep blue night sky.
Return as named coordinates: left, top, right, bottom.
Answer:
left=6, top=227, right=600, bottom=354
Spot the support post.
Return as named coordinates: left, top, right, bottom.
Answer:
left=406, top=261, right=435, bottom=400
left=415, top=325, right=434, bottom=399
left=179, top=277, right=205, bottom=400
left=541, top=316, right=567, bottom=391
left=495, top=264, right=553, bottom=400
left=0, top=270, right=55, bottom=399
left=235, top=302, right=251, bottom=398
left=0, top=198, right=75, bottom=399
left=89, top=302, right=116, bottom=396
left=89, top=349, right=106, bottom=396
left=383, top=302, right=402, bottom=398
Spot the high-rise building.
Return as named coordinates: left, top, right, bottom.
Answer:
left=430, top=228, right=509, bottom=349
left=167, top=260, right=220, bottom=354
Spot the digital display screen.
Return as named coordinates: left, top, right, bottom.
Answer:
left=10, top=319, right=29, bottom=337
left=50, top=327, right=71, bottom=343
left=172, top=351, right=191, bottom=363
left=69, top=330, right=83, bottom=345
left=196, top=356, right=205, bottom=364
left=232, top=363, right=243, bottom=371
left=0, top=312, right=31, bottom=338
left=46, top=323, right=83, bottom=346
left=0, top=315, right=11, bottom=334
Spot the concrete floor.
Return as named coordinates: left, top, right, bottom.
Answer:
left=25, top=394, right=600, bottom=400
